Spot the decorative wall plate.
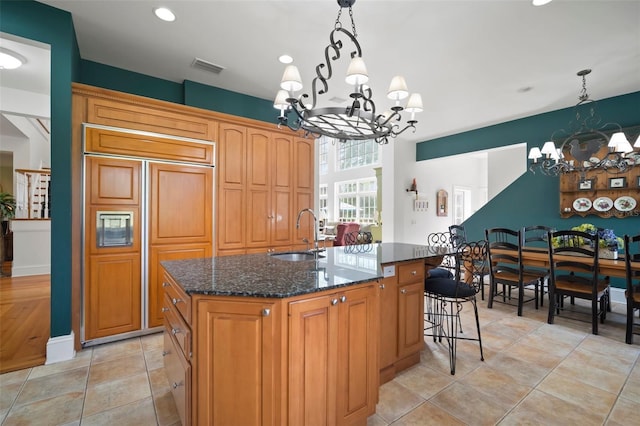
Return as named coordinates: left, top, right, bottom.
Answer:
left=573, top=198, right=592, bottom=212
left=614, top=196, right=637, bottom=212
left=593, top=196, right=613, bottom=212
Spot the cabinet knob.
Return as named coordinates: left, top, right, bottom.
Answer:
left=172, top=298, right=182, bottom=305
left=162, top=350, right=169, bottom=357
left=331, top=298, right=338, bottom=305
left=401, top=289, right=407, bottom=294
left=172, top=328, right=181, bottom=335
left=161, top=307, right=169, bottom=313
left=379, top=284, right=385, bottom=289
left=262, top=308, right=271, bottom=317
left=340, top=296, right=347, bottom=303
left=162, top=282, right=170, bottom=287
left=411, top=270, right=417, bottom=275
left=172, top=382, right=183, bottom=389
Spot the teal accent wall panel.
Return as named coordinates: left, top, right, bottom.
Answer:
left=1, top=0, right=79, bottom=337
left=184, top=80, right=274, bottom=123
left=79, top=60, right=184, bottom=104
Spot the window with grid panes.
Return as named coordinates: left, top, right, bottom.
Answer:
left=337, top=139, right=380, bottom=170
left=336, top=178, right=377, bottom=223
left=319, top=184, right=328, bottom=218
left=319, top=138, right=329, bottom=175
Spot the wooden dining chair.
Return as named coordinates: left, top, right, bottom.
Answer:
left=485, top=227, right=539, bottom=316
left=521, top=225, right=554, bottom=307
left=424, top=240, right=487, bottom=374
left=547, top=229, right=610, bottom=335
left=624, top=234, right=640, bottom=344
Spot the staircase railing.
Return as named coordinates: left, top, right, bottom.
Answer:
left=15, top=169, right=51, bottom=219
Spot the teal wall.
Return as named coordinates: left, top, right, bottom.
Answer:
left=3, top=0, right=638, bottom=338
left=1, top=0, right=80, bottom=338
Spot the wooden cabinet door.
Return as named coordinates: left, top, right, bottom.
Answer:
left=148, top=243, right=211, bottom=328
left=336, top=284, right=378, bottom=425
left=164, top=331, right=191, bottom=426
left=397, top=281, right=425, bottom=359
left=148, top=162, right=212, bottom=327
left=246, top=129, right=271, bottom=248
left=195, top=298, right=277, bottom=426
left=293, top=137, right=314, bottom=244
left=289, top=294, right=337, bottom=426
left=246, top=130, right=293, bottom=249
left=84, top=156, right=142, bottom=341
left=271, top=135, right=293, bottom=246
left=378, top=274, right=398, bottom=380
left=85, top=253, right=141, bottom=339
left=148, top=162, right=213, bottom=246
left=217, top=123, right=246, bottom=251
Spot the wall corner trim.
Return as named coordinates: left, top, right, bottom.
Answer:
left=45, top=331, right=76, bottom=364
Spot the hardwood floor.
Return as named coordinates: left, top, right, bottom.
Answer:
left=0, top=274, right=50, bottom=374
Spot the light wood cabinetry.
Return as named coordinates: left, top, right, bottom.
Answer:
left=216, top=127, right=314, bottom=256
left=193, top=296, right=279, bottom=426
left=293, top=137, right=315, bottom=246
left=84, top=156, right=142, bottom=340
left=148, top=162, right=213, bottom=328
left=164, top=272, right=378, bottom=426
left=289, top=282, right=378, bottom=426
left=83, top=127, right=214, bottom=339
left=162, top=271, right=192, bottom=426
left=378, top=261, right=425, bottom=384
left=246, top=129, right=293, bottom=251
left=217, top=123, right=246, bottom=253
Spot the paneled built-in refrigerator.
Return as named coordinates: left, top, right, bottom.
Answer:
left=82, top=124, right=214, bottom=346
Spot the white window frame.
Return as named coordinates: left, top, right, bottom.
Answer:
left=335, top=177, right=377, bottom=223
left=336, top=139, right=380, bottom=171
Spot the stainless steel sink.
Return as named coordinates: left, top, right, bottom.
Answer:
left=269, top=251, right=324, bottom=261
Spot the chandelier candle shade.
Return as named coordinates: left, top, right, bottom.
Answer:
left=528, top=69, right=639, bottom=177
left=274, top=0, right=422, bottom=145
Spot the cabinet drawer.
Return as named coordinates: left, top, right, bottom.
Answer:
left=164, top=331, right=191, bottom=426
left=163, top=294, right=191, bottom=359
left=398, top=261, right=425, bottom=284
left=163, top=272, right=191, bottom=325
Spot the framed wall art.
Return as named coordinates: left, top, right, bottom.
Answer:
left=609, top=177, right=627, bottom=189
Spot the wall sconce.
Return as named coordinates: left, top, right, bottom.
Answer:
left=406, top=178, right=418, bottom=197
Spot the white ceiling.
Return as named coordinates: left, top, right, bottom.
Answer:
left=10, top=0, right=640, bottom=143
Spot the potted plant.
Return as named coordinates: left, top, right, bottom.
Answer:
left=0, top=191, right=16, bottom=230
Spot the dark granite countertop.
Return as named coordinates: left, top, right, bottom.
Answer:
left=161, top=242, right=452, bottom=298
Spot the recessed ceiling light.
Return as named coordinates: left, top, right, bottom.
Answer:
left=154, top=7, right=176, bottom=22
left=0, top=48, right=26, bottom=70
left=279, top=54, right=293, bottom=64
left=532, top=0, right=553, bottom=6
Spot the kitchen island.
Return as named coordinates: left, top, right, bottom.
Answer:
left=161, top=242, right=450, bottom=426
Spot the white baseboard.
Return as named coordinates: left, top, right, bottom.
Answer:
left=11, top=264, right=51, bottom=277
left=46, top=331, right=76, bottom=365
left=610, top=287, right=626, bottom=304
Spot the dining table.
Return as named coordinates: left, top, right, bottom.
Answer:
left=461, top=246, right=632, bottom=285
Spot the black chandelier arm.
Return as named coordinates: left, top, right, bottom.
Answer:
left=307, top=27, right=363, bottom=109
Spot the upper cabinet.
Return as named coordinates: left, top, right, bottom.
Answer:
left=216, top=127, right=315, bottom=256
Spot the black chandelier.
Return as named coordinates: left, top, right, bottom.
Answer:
left=528, top=69, right=639, bottom=177
left=274, top=0, right=422, bottom=145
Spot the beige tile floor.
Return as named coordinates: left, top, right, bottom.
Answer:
left=1, top=293, right=638, bottom=426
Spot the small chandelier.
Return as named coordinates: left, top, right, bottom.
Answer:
left=528, top=69, right=639, bottom=177
left=273, top=0, right=422, bottom=145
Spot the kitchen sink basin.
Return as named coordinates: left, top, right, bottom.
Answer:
left=269, top=251, right=324, bottom=261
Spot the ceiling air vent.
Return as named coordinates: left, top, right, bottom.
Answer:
left=191, top=57, right=225, bottom=74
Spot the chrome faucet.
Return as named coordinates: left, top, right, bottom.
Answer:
left=296, top=208, right=323, bottom=255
